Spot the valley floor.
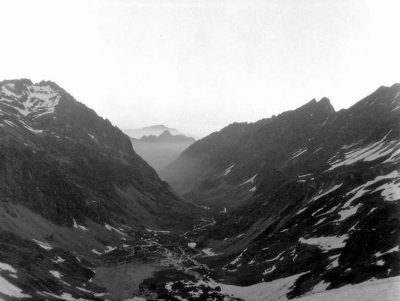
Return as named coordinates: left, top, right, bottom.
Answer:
left=85, top=217, right=400, bottom=301
left=1, top=213, right=400, bottom=301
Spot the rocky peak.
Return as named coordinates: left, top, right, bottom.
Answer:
left=159, top=129, right=173, bottom=138
left=296, top=96, right=335, bottom=116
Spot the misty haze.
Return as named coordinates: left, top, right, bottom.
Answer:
left=0, top=1, right=399, bottom=301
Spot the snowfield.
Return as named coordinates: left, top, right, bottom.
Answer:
left=296, top=276, right=400, bottom=301
left=217, top=273, right=306, bottom=301
left=168, top=275, right=400, bottom=301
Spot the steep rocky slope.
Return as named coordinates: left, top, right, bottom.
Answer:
left=169, top=84, right=400, bottom=298
left=0, top=79, right=196, bottom=300
left=0, top=79, right=193, bottom=229
left=161, top=86, right=399, bottom=212
left=160, top=97, right=336, bottom=210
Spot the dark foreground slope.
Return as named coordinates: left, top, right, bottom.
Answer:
left=0, top=79, right=196, bottom=300
left=173, top=84, right=400, bottom=297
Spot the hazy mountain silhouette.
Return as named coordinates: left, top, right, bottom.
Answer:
left=123, top=124, right=179, bottom=139
left=131, top=130, right=195, bottom=171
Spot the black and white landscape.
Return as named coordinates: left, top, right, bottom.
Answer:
left=0, top=0, right=400, bottom=300
left=0, top=79, right=399, bottom=300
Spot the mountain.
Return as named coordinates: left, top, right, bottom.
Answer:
left=136, top=130, right=195, bottom=144
left=123, top=125, right=179, bottom=139
left=130, top=130, right=195, bottom=171
left=0, top=79, right=399, bottom=300
left=0, top=79, right=196, bottom=300
left=155, top=84, right=400, bottom=298
left=160, top=97, right=336, bottom=209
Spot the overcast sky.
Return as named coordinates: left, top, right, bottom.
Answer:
left=1, top=0, right=399, bottom=137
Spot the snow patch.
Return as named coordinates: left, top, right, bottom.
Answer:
left=241, top=174, right=257, bottom=185
left=32, top=239, right=52, bottom=250
left=229, top=249, right=247, bottom=266
left=50, top=270, right=62, bottom=279
left=73, top=219, right=88, bottom=231
left=263, top=265, right=276, bottom=275
left=344, top=171, right=400, bottom=207
left=0, top=276, right=31, bottom=298
left=145, top=228, right=170, bottom=234
left=223, top=164, right=235, bottom=176
left=0, top=263, right=17, bottom=274
left=105, top=224, right=127, bottom=236
left=328, top=134, right=397, bottom=170
left=309, top=183, right=343, bottom=203
left=374, top=180, right=400, bottom=202
left=104, top=246, right=117, bottom=253
left=202, top=248, right=221, bottom=256
left=40, top=291, right=91, bottom=300
left=337, top=204, right=363, bottom=222
left=375, top=245, right=400, bottom=257
left=299, top=235, right=348, bottom=252
left=92, top=249, right=102, bottom=256
left=188, top=242, right=196, bottom=248
left=265, top=251, right=285, bottom=262
left=53, top=256, right=65, bottom=263
left=290, top=148, right=308, bottom=160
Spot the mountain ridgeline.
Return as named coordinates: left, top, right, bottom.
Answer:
left=161, top=87, right=399, bottom=210
left=0, top=79, right=193, bottom=229
left=157, top=84, right=400, bottom=297
left=0, top=79, right=399, bottom=300
left=0, top=79, right=199, bottom=299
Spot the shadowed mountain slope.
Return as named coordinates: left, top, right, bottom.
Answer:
left=167, top=84, right=400, bottom=298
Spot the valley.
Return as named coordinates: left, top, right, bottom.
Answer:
left=0, top=79, right=399, bottom=300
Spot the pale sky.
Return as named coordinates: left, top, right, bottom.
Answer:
left=1, top=0, right=399, bottom=138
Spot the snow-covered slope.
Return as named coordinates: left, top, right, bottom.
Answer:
left=0, top=80, right=61, bottom=119
left=296, top=276, right=400, bottom=301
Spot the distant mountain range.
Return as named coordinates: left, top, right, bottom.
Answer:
left=130, top=130, right=195, bottom=171
left=123, top=125, right=179, bottom=139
